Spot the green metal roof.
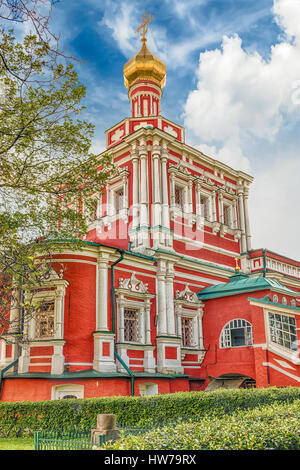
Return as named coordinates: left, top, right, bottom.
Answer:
left=197, top=272, right=299, bottom=300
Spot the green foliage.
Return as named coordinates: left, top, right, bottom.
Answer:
left=0, top=27, right=114, bottom=335
left=103, top=401, right=300, bottom=450
left=0, top=387, right=300, bottom=438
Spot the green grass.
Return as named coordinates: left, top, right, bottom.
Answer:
left=0, top=437, right=34, bottom=450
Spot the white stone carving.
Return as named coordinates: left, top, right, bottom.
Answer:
left=118, top=273, right=149, bottom=293
left=134, top=122, right=153, bottom=131
left=111, top=128, right=125, bottom=143
left=175, top=285, right=198, bottom=303
left=164, top=125, right=178, bottom=137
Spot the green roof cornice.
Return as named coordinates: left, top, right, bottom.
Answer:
left=248, top=296, right=300, bottom=311
left=197, top=274, right=299, bottom=300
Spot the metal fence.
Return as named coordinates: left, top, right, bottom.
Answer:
left=34, top=429, right=93, bottom=450
left=34, top=426, right=153, bottom=450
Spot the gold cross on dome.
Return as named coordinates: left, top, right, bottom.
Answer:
left=136, top=11, right=153, bottom=43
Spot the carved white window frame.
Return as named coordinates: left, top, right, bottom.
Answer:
left=115, top=275, right=154, bottom=346
left=24, top=279, right=68, bottom=342
left=99, top=168, right=129, bottom=228
left=174, top=286, right=204, bottom=351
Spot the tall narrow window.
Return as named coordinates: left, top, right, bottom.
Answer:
left=174, top=186, right=184, bottom=211
left=181, top=317, right=193, bottom=347
left=115, top=188, right=124, bottom=213
left=36, top=301, right=55, bottom=338
left=200, top=196, right=209, bottom=219
left=124, top=309, right=139, bottom=342
left=223, top=205, right=232, bottom=227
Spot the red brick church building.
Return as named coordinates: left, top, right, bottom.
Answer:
left=1, top=31, right=300, bottom=402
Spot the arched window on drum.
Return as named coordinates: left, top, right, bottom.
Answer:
left=220, top=319, right=253, bottom=348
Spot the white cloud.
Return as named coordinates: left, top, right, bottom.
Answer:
left=273, top=0, right=300, bottom=43
left=183, top=0, right=300, bottom=259
left=249, top=156, right=300, bottom=260
left=99, top=1, right=138, bottom=57
left=184, top=31, right=300, bottom=169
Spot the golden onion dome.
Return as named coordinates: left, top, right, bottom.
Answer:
left=123, top=39, right=167, bottom=90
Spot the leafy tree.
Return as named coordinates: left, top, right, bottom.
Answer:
left=0, top=1, right=114, bottom=344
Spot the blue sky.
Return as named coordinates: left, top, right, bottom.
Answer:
left=46, top=0, right=300, bottom=260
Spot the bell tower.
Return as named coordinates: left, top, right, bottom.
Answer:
left=123, top=12, right=166, bottom=118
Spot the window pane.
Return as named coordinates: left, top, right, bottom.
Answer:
left=124, top=309, right=139, bottom=342
left=231, top=327, right=246, bottom=347
left=268, top=312, right=297, bottom=352
left=175, top=187, right=183, bottom=209
left=181, top=317, right=193, bottom=347
left=36, top=301, right=55, bottom=338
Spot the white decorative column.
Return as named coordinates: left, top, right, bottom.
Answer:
left=156, top=260, right=167, bottom=336
left=166, top=262, right=176, bottom=336
left=145, top=299, right=151, bottom=345
left=243, top=186, right=252, bottom=251
left=51, top=284, right=67, bottom=374
left=93, top=248, right=116, bottom=372
left=161, top=142, right=170, bottom=230
left=131, top=144, right=140, bottom=248
left=188, top=179, right=193, bottom=214
left=161, top=141, right=173, bottom=248
left=51, top=342, right=65, bottom=375
left=156, top=257, right=183, bottom=374
left=55, top=286, right=65, bottom=339
left=96, top=253, right=109, bottom=331
left=237, top=182, right=247, bottom=253
left=152, top=140, right=162, bottom=248
left=195, top=181, right=202, bottom=229
left=219, top=191, right=224, bottom=224
left=138, top=139, right=150, bottom=248
left=233, top=199, right=238, bottom=229
left=18, top=346, right=30, bottom=374
left=212, top=189, right=217, bottom=222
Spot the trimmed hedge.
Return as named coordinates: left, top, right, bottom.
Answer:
left=0, top=387, right=300, bottom=437
left=102, top=401, right=300, bottom=450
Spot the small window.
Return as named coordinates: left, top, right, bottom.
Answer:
left=36, top=301, right=55, bottom=339
left=291, top=299, right=296, bottom=307
left=273, top=295, right=278, bottom=303
left=223, top=205, right=232, bottom=227
left=282, top=297, right=287, bottom=305
left=174, top=186, right=184, bottom=210
left=124, top=309, right=139, bottom=342
left=200, top=196, right=209, bottom=219
left=220, top=319, right=253, bottom=348
left=139, top=382, right=158, bottom=396
left=181, top=317, right=193, bottom=347
left=52, top=384, right=84, bottom=400
left=115, top=188, right=124, bottom=213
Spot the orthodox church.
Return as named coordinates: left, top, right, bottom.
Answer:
left=1, top=20, right=300, bottom=401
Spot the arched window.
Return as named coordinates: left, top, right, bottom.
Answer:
left=139, top=382, right=158, bottom=396
left=273, top=295, right=278, bottom=303
left=51, top=384, right=84, bottom=400
left=220, top=319, right=253, bottom=348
